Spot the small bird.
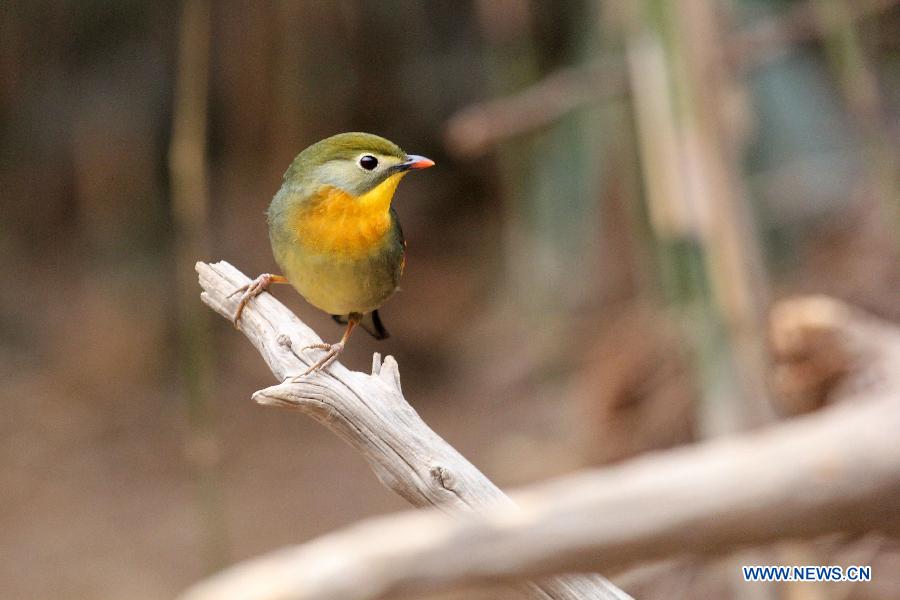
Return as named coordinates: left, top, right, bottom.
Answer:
left=231, top=132, right=434, bottom=375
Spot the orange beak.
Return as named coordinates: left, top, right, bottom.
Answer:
left=401, top=154, right=435, bottom=171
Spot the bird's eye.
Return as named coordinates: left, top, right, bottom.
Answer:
left=359, top=155, right=378, bottom=171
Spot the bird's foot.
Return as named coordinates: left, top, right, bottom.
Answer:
left=228, top=273, right=277, bottom=325
left=294, top=342, right=345, bottom=378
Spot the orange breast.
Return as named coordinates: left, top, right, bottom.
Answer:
left=291, top=183, right=397, bottom=259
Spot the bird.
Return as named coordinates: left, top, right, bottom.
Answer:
left=230, top=132, right=434, bottom=376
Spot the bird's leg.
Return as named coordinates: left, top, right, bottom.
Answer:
left=228, top=273, right=289, bottom=325
left=297, top=314, right=360, bottom=377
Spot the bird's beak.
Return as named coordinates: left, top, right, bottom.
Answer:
left=400, top=154, right=435, bottom=171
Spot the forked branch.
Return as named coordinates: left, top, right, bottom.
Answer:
left=188, top=260, right=630, bottom=600
left=184, top=282, right=900, bottom=600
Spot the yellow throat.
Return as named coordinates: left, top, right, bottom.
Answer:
left=291, top=173, right=404, bottom=258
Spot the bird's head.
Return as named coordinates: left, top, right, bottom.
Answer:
left=284, top=132, right=434, bottom=198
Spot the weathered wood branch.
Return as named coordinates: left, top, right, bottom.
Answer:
left=190, top=260, right=630, bottom=600
left=183, top=289, right=900, bottom=600
left=180, top=394, right=900, bottom=600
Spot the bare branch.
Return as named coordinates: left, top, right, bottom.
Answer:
left=191, top=260, right=630, bottom=600
left=180, top=389, right=900, bottom=600
left=443, top=0, right=898, bottom=157
left=443, top=59, right=625, bottom=158
left=183, top=289, right=900, bottom=600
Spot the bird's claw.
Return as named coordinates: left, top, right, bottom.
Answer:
left=229, top=273, right=275, bottom=325
left=293, top=342, right=345, bottom=378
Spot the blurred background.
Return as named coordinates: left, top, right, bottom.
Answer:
left=1, top=0, right=899, bottom=598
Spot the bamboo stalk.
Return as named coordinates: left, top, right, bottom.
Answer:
left=169, top=0, right=229, bottom=570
